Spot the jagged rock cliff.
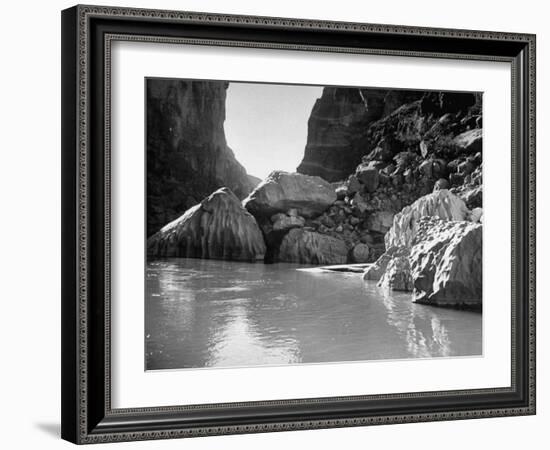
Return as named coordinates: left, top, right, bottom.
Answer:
left=297, top=88, right=424, bottom=182
left=385, top=189, right=471, bottom=248
left=292, top=86, right=482, bottom=267
left=147, top=188, right=266, bottom=261
left=410, top=217, right=482, bottom=307
left=363, top=190, right=482, bottom=308
left=146, top=79, right=257, bottom=236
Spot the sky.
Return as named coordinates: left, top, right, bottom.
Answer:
left=224, top=82, right=324, bottom=180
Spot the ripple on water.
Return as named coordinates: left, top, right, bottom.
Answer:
left=145, top=258, right=482, bottom=370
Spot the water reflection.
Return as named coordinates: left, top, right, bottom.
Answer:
left=145, top=258, right=481, bottom=370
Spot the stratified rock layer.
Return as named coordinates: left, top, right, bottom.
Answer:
left=297, top=88, right=423, bottom=182
left=147, top=188, right=266, bottom=261
left=243, top=171, right=336, bottom=219
left=147, top=79, right=257, bottom=235
left=278, top=228, right=348, bottom=265
left=410, top=217, right=482, bottom=307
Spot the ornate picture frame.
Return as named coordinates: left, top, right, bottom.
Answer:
left=61, top=4, right=536, bottom=444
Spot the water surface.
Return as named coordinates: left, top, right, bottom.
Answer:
left=145, top=258, right=482, bottom=370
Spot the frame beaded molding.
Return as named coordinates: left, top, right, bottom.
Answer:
left=102, top=32, right=517, bottom=413
left=74, top=4, right=536, bottom=444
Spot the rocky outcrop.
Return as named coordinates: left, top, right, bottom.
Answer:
left=293, top=85, right=482, bottom=270
left=363, top=186, right=483, bottom=307
left=271, top=211, right=306, bottom=231
left=243, top=171, right=336, bottom=219
left=147, top=79, right=256, bottom=235
left=365, top=211, right=395, bottom=234
left=147, top=188, right=266, bottom=262
left=454, top=165, right=483, bottom=209
left=385, top=189, right=470, bottom=248
left=355, top=163, right=380, bottom=192
left=278, top=228, right=348, bottom=265
left=378, top=255, right=413, bottom=291
left=350, top=243, right=370, bottom=263
left=410, top=217, right=482, bottom=307
left=363, top=246, right=409, bottom=281
left=453, top=128, right=482, bottom=155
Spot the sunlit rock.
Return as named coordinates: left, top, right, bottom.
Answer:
left=278, top=228, right=348, bottom=265
left=385, top=189, right=469, bottom=248
left=147, top=188, right=266, bottom=261
left=453, top=128, right=482, bottom=155
left=378, top=255, right=413, bottom=291
left=363, top=246, right=409, bottom=282
left=243, top=171, right=336, bottom=219
left=410, top=217, right=482, bottom=307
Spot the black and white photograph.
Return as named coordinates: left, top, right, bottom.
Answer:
left=145, top=78, right=484, bottom=371
left=0, top=0, right=544, bottom=446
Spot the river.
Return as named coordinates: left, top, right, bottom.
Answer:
left=145, top=258, right=482, bottom=370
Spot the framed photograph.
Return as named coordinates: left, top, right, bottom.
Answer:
left=61, top=4, right=536, bottom=444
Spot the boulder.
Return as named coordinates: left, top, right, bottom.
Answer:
left=378, top=255, right=413, bottom=291
left=460, top=185, right=483, bottom=209
left=433, top=178, right=450, bottom=191
left=458, top=160, right=475, bottom=176
left=271, top=213, right=306, bottom=231
left=449, top=172, right=464, bottom=187
left=453, top=128, right=483, bottom=155
left=355, top=163, right=380, bottom=192
left=363, top=246, right=409, bottom=282
left=347, top=175, right=361, bottom=195
left=350, top=243, right=370, bottom=263
left=432, top=159, right=447, bottom=178
left=385, top=189, right=470, bottom=248
left=147, top=188, right=266, bottom=261
left=419, top=140, right=429, bottom=158
left=366, top=211, right=395, bottom=234
left=419, top=159, right=433, bottom=178
left=278, top=228, right=348, bottom=265
left=410, top=217, right=482, bottom=307
left=367, top=145, right=393, bottom=162
left=287, top=208, right=299, bottom=217
left=335, top=185, right=348, bottom=200
left=243, top=171, right=336, bottom=219
left=469, top=207, right=483, bottom=223
left=351, top=192, right=369, bottom=214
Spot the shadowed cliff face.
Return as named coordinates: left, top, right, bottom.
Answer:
left=147, top=79, right=256, bottom=236
left=297, top=88, right=424, bottom=182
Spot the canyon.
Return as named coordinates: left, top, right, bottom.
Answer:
left=147, top=81, right=483, bottom=308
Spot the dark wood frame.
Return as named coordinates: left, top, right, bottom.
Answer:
left=61, top=4, right=536, bottom=444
